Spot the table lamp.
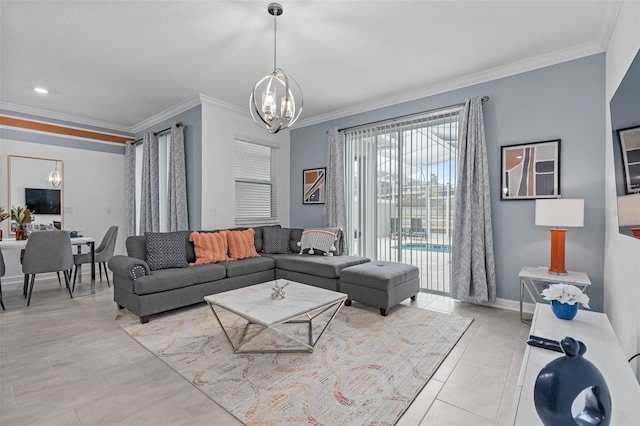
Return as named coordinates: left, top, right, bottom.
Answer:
left=617, top=193, right=640, bottom=238
left=535, top=199, right=584, bottom=275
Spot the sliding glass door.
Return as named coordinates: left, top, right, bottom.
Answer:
left=345, top=107, right=461, bottom=295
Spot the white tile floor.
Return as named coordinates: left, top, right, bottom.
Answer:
left=0, top=276, right=529, bottom=425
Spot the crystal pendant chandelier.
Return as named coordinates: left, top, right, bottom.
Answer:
left=47, top=161, right=62, bottom=188
left=249, top=3, right=303, bottom=134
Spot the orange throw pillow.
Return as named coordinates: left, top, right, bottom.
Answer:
left=189, top=232, right=229, bottom=265
left=226, top=228, right=260, bottom=260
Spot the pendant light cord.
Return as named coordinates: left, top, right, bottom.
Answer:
left=273, top=11, right=277, bottom=70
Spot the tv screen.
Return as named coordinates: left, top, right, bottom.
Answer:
left=25, top=188, right=61, bottom=215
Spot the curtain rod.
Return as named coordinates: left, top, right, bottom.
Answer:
left=133, top=121, right=184, bottom=144
left=333, top=96, right=489, bottom=134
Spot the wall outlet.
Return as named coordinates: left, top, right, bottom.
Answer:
left=209, top=208, right=218, bottom=216
left=105, top=206, right=112, bottom=214
left=64, top=206, right=73, bottom=214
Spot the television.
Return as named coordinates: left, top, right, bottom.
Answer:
left=25, top=188, right=61, bottom=215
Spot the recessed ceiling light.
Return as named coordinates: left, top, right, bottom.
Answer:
left=34, top=87, right=49, bottom=94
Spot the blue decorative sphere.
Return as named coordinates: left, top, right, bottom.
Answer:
left=534, top=337, right=611, bottom=425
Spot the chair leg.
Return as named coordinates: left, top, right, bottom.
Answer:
left=57, top=271, right=62, bottom=286
left=0, top=278, right=5, bottom=310
left=27, top=274, right=36, bottom=306
left=72, top=266, right=79, bottom=292
left=23, top=274, right=29, bottom=298
left=64, top=270, right=73, bottom=299
left=104, top=263, right=110, bottom=287
left=99, top=263, right=103, bottom=282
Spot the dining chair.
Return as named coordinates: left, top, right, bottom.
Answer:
left=73, top=226, right=118, bottom=290
left=22, top=230, right=74, bottom=306
left=0, top=248, right=6, bottom=310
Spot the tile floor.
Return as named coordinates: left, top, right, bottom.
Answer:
left=0, top=276, right=529, bottom=425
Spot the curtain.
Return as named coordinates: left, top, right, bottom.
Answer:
left=139, top=131, right=159, bottom=234
left=451, top=96, right=496, bottom=302
left=324, top=128, right=348, bottom=254
left=124, top=141, right=137, bottom=237
left=168, top=123, right=189, bottom=231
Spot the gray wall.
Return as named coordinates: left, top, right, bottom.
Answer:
left=135, top=105, right=202, bottom=230
left=290, top=53, right=606, bottom=311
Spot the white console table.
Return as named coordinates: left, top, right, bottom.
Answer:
left=510, top=303, right=640, bottom=425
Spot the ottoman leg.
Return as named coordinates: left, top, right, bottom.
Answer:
left=344, top=299, right=352, bottom=306
left=379, top=308, right=388, bottom=316
left=411, top=295, right=417, bottom=301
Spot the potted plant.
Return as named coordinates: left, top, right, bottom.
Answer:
left=0, top=206, right=9, bottom=241
left=11, top=206, right=34, bottom=240
left=541, top=283, right=590, bottom=320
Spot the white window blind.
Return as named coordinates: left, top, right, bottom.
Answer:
left=235, top=139, right=279, bottom=224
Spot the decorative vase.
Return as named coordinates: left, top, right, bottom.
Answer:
left=534, top=337, right=611, bottom=425
left=15, top=225, right=27, bottom=241
left=551, top=300, right=578, bottom=320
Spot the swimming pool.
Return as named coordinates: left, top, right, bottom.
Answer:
left=396, top=243, right=452, bottom=253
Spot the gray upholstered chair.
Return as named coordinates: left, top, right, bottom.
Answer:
left=73, top=226, right=118, bottom=290
left=22, top=230, right=74, bottom=306
left=0, top=248, right=5, bottom=310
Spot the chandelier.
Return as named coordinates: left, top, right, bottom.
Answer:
left=249, top=3, right=303, bottom=134
left=47, top=161, right=62, bottom=188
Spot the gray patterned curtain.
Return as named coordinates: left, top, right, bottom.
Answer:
left=124, top=141, right=137, bottom=236
left=168, top=123, right=189, bottom=231
left=139, top=131, right=159, bottom=233
left=451, top=96, right=496, bottom=302
left=324, top=128, right=348, bottom=254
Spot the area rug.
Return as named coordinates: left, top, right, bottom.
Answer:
left=116, top=304, right=472, bottom=426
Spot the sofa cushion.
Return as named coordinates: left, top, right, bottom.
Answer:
left=273, top=254, right=370, bottom=279
left=262, top=227, right=291, bottom=254
left=133, top=263, right=227, bottom=295
left=145, top=231, right=190, bottom=270
left=289, top=228, right=303, bottom=253
left=227, top=228, right=260, bottom=260
left=224, top=256, right=276, bottom=278
left=126, top=236, right=147, bottom=261
left=190, top=231, right=229, bottom=265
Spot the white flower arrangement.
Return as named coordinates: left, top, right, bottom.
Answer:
left=541, top=283, right=590, bottom=309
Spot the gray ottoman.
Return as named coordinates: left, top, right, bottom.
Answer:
left=340, top=261, right=420, bottom=316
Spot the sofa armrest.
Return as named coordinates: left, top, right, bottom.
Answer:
left=108, top=255, right=151, bottom=280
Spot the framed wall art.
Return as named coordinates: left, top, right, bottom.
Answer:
left=501, top=139, right=560, bottom=200
left=617, top=125, right=640, bottom=194
left=303, top=167, right=326, bottom=204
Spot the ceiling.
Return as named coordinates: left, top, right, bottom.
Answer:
left=0, top=1, right=620, bottom=132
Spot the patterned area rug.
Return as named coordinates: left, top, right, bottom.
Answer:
left=116, top=303, right=472, bottom=426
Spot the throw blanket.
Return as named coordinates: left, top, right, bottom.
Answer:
left=299, top=227, right=342, bottom=256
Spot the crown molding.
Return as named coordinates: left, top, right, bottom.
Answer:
left=197, top=94, right=247, bottom=115
left=131, top=94, right=203, bottom=133
left=0, top=102, right=134, bottom=134
left=294, top=42, right=605, bottom=129
left=597, top=1, right=623, bottom=50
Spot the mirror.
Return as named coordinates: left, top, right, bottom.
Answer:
left=8, top=155, right=64, bottom=234
left=611, top=48, right=640, bottom=238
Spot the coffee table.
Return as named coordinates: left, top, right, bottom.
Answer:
left=204, top=280, right=347, bottom=354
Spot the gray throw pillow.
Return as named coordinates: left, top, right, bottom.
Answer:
left=262, top=227, right=291, bottom=254
left=145, top=231, right=189, bottom=270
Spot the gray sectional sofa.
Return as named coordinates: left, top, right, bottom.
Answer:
left=109, top=226, right=370, bottom=323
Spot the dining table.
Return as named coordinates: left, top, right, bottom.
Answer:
left=0, top=236, right=96, bottom=294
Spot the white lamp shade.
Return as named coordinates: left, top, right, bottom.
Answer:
left=535, top=199, right=584, bottom=227
left=617, top=194, right=640, bottom=226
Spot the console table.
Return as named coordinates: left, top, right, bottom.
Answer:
left=510, top=303, right=640, bottom=425
left=519, top=266, right=591, bottom=323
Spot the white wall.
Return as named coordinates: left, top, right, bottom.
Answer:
left=200, top=99, right=290, bottom=230
left=0, top=138, right=126, bottom=282
left=604, top=1, right=640, bottom=378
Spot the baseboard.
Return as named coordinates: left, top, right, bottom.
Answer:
left=493, top=297, right=535, bottom=315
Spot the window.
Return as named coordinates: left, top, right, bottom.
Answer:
left=234, top=139, right=279, bottom=224
left=344, top=107, right=462, bottom=295
left=134, top=133, right=171, bottom=234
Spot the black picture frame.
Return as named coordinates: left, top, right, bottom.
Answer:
left=500, top=139, right=561, bottom=200
left=617, top=125, right=640, bottom=194
left=303, top=167, right=326, bottom=204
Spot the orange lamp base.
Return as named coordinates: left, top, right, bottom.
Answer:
left=632, top=228, right=640, bottom=239
left=548, top=228, right=568, bottom=275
